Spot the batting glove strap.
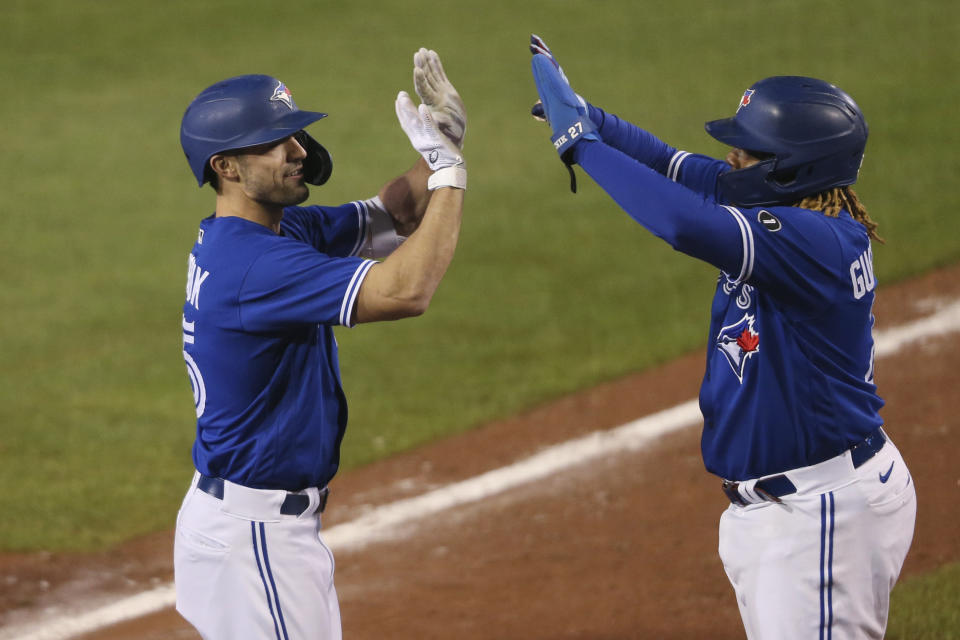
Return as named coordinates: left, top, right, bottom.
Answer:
left=551, top=117, right=597, bottom=157
left=428, top=165, right=467, bottom=191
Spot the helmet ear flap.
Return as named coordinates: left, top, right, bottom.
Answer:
left=297, top=131, right=333, bottom=186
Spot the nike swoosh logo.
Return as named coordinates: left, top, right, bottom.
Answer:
left=879, top=461, right=895, bottom=483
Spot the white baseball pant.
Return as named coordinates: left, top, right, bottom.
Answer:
left=174, top=472, right=341, bottom=640
left=718, top=435, right=916, bottom=639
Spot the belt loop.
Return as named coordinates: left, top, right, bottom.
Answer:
left=722, top=480, right=747, bottom=506
left=850, top=427, right=887, bottom=469
left=295, top=486, right=331, bottom=519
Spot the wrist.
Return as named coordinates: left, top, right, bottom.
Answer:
left=428, top=165, right=467, bottom=191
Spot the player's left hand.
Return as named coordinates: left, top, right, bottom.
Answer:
left=529, top=34, right=588, bottom=123
left=531, top=54, right=598, bottom=159
left=395, top=91, right=464, bottom=171
left=413, top=49, right=466, bottom=150
left=529, top=34, right=571, bottom=84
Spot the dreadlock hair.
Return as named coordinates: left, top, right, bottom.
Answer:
left=793, top=186, right=884, bottom=244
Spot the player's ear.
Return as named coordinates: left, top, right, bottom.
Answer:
left=209, top=154, right=240, bottom=183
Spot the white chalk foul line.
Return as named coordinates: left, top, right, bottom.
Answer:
left=6, top=298, right=960, bottom=640
left=323, top=399, right=702, bottom=551
left=875, top=299, right=960, bottom=357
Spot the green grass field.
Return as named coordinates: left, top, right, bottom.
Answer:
left=888, top=562, right=960, bottom=639
left=3, top=0, right=958, bottom=633
left=1, top=0, right=957, bottom=561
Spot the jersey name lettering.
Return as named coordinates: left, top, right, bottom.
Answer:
left=186, top=253, right=211, bottom=310
left=849, top=246, right=875, bottom=300
left=720, top=273, right=753, bottom=309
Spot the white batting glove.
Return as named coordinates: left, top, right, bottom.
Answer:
left=395, top=91, right=466, bottom=190
left=413, top=48, right=466, bottom=150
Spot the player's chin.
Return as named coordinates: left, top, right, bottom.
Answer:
left=278, top=181, right=310, bottom=206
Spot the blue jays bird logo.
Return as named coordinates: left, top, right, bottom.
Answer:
left=270, top=81, right=295, bottom=110
left=736, top=89, right=755, bottom=113
left=716, top=313, right=760, bottom=382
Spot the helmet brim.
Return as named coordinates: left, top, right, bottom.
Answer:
left=704, top=116, right=757, bottom=150
left=225, top=109, right=328, bottom=153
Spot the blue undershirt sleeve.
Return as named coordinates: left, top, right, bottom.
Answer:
left=587, top=104, right=676, bottom=174
left=573, top=140, right=746, bottom=276
left=586, top=104, right=729, bottom=199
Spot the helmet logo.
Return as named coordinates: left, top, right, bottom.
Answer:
left=270, top=81, right=296, bottom=110
left=736, top=89, right=755, bottom=113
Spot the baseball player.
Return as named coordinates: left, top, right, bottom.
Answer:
left=528, top=35, right=916, bottom=639
left=174, top=49, right=466, bottom=640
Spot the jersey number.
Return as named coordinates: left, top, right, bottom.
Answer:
left=183, top=315, right=206, bottom=417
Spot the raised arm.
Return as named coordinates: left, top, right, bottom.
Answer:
left=374, top=48, right=466, bottom=238
left=353, top=79, right=467, bottom=323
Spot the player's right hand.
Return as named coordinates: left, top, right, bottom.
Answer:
left=395, top=91, right=464, bottom=171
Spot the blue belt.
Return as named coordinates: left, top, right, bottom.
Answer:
left=722, top=427, right=887, bottom=506
left=197, top=474, right=329, bottom=516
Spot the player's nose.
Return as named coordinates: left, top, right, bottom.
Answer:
left=285, top=135, right=308, bottom=160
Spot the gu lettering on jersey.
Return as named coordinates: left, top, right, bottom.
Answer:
left=850, top=245, right=876, bottom=299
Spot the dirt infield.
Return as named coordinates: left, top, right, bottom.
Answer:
left=3, top=263, right=959, bottom=639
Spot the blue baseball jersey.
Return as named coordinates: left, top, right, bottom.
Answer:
left=577, top=106, right=883, bottom=480
left=181, top=202, right=377, bottom=491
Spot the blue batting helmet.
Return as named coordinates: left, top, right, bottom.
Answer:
left=705, top=76, right=868, bottom=207
left=180, top=74, right=332, bottom=187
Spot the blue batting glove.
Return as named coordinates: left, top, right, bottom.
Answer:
left=530, top=34, right=570, bottom=84
left=531, top=54, right=598, bottom=159
left=529, top=34, right=589, bottom=123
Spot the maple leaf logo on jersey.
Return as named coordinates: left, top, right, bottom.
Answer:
left=270, top=81, right=296, bottom=110
left=736, top=89, right=755, bottom=113
left=716, top=313, right=760, bottom=383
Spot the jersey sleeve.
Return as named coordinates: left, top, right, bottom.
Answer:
left=280, top=202, right=369, bottom=257
left=664, top=151, right=728, bottom=200
left=587, top=104, right=728, bottom=198
left=574, top=140, right=851, bottom=312
left=729, top=205, right=852, bottom=311
left=587, top=104, right=677, bottom=173
left=574, top=140, right=747, bottom=275
left=238, top=239, right=375, bottom=331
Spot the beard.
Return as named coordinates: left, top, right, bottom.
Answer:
left=237, top=162, right=310, bottom=207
